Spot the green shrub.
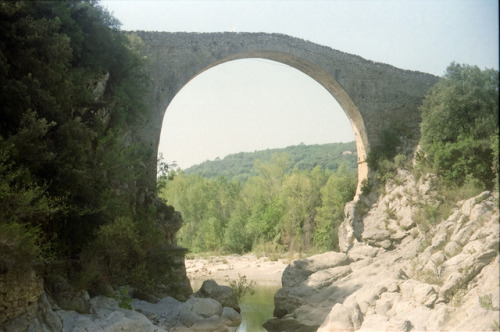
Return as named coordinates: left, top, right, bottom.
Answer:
left=114, top=286, right=133, bottom=310
left=229, top=274, right=256, bottom=301
left=79, top=215, right=175, bottom=293
left=427, top=136, right=493, bottom=187
left=0, top=222, right=41, bottom=271
left=479, top=294, right=494, bottom=310
left=420, top=63, right=498, bottom=189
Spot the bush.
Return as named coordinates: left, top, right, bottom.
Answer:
left=0, top=222, right=41, bottom=271
left=229, top=274, right=256, bottom=301
left=428, top=135, right=493, bottom=187
left=419, top=63, right=498, bottom=189
left=79, top=216, right=175, bottom=293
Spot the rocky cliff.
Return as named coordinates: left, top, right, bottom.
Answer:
left=0, top=280, right=242, bottom=331
left=265, top=170, right=499, bottom=331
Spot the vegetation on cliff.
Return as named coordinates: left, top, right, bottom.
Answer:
left=367, top=63, right=498, bottom=192
left=0, top=0, right=173, bottom=293
left=419, top=63, right=498, bottom=189
left=355, top=64, right=499, bottom=250
left=159, top=145, right=358, bottom=254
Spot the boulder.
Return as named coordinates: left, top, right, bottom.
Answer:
left=264, top=315, right=319, bottom=332
left=317, top=303, right=354, bottom=331
left=190, top=297, right=223, bottom=318
left=220, top=307, right=242, bottom=327
left=0, top=292, right=62, bottom=332
left=178, top=308, right=203, bottom=327
left=347, top=242, right=380, bottom=261
left=189, top=315, right=226, bottom=331
left=0, top=267, right=44, bottom=325
left=305, top=265, right=352, bottom=289
left=193, top=279, right=239, bottom=312
left=45, top=275, right=91, bottom=314
left=273, top=287, right=305, bottom=318
left=281, top=252, right=351, bottom=288
left=399, top=279, right=437, bottom=308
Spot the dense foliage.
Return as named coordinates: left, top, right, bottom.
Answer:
left=0, top=0, right=172, bottom=291
left=185, top=141, right=357, bottom=181
left=419, top=63, right=498, bottom=188
left=159, top=151, right=357, bottom=254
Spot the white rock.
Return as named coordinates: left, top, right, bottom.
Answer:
left=400, top=279, right=437, bottom=308
left=190, top=298, right=223, bottom=318
left=220, top=307, right=241, bottom=327
left=305, top=265, right=351, bottom=288
left=347, top=242, right=380, bottom=261
left=317, top=304, right=354, bottom=332
left=190, top=315, right=228, bottom=331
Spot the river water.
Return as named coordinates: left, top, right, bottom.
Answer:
left=236, top=283, right=281, bottom=332
left=191, top=280, right=280, bottom=331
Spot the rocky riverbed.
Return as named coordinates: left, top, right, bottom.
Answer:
left=2, top=171, right=498, bottom=331
left=186, top=253, right=289, bottom=287
left=0, top=253, right=287, bottom=332
left=265, top=171, right=500, bottom=331
left=0, top=283, right=244, bottom=332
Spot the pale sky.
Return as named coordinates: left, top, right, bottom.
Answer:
left=101, top=0, right=499, bottom=169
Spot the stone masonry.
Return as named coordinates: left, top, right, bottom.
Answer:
left=130, top=31, right=438, bottom=193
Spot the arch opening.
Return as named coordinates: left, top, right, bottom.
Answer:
left=158, top=54, right=369, bottom=194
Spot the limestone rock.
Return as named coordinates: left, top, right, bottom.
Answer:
left=0, top=292, right=62, bottom=332
left=178, top=308, right=203, bottom=327
left=194, top=279, right=239, bottom=312
left=189, top=315, right=227, bottom=331
left=264, top=315, right=318, bottom=332
left=346, top=242, right=380, bottom=261
left=317, top=303, right=354, bottom=331
left=266, top=172, right=499, bottom=332
left=305, top=265, right=351, bottom=289
left=90, top=72, right=110, bottom=101
left=46, top=275, right=91, bottom=314
left=273, top=287, right=306, bottom=318
left=385, top=319, right=413, bottom=332
left=0, top=267, right=44, bottom=325
left=190, top=297, right=223, bottom=318
left=281, top=252, right=351, bottom=288
left=220, top=307, right=242, bottom=327
left=399, top=279, right=437, bottom=308
left=1, top=288, right=242, bottom=332
left=133, top=296, right=185, bottom=328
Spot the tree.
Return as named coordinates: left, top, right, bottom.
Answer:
left=314, top=164, right=357, bottom=251
left=281, top=172, right=315, bottom=252
left=419, top=63, right=499, bottom=187
left=160, top=151, right=358, bottom=255
left=0, top=0, right=163, bottom=291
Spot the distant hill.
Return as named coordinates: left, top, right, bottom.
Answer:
left=184, top=141, right=357, bottom=180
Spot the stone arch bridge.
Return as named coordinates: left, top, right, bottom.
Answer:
left=132, top=31, right=437, bottom=192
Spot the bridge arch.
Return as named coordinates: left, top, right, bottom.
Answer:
left=133, top=32, right=437, bottom=193
left=172, top=52, right=368, bottom=187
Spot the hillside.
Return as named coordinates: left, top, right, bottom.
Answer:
left=184, top=141, right=357, bottom=180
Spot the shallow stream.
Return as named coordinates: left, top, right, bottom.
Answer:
left=236, top=283, right=281, bottom=332
left=191, top=280, right=280, bottom=331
